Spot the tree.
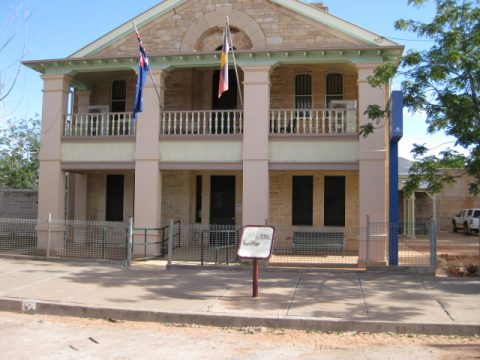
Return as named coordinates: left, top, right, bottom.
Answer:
left=362, top=0, right=480, bottom=195
left=0, top=115, right=39, bottom=189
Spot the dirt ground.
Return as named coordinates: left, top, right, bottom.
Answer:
left=1, top=312, right=479, bottom=360
left=437, top=231, right=480, bottom=276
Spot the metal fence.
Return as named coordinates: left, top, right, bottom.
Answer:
left=164, top=221, right=436, bottom=269
left=0, top=218, right=128, bottom=262
left=165, top=224, right=242, bottom=266
left=0, top=218, right=39, bottom=256
left=0, top=217, right=439, bottom=269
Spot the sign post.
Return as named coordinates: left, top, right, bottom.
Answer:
left=237, top=226, right=275, bottom=298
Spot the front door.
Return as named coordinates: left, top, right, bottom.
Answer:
left=106, top=175, right=124, bottom=222
left=210, top=176, right=236, bottom=247
left=210, top=176, right=236, bottom=226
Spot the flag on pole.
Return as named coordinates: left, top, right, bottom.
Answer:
left=133, top=27, right=150, bottom=119
left=218, top=24, right=230, bottom=98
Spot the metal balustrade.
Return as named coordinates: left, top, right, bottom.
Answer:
left=160, top=110, right=243, bottom=135
left=269, top=108, right=357, bottom=134
left=64, top=113, right=135, bottom=137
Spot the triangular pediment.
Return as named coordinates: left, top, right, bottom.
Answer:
left=70, top=0, right=399, bottom=59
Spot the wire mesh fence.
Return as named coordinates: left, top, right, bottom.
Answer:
left=54, top=220, right=128, bottom=261
left=0, top=218, right=40, bottom=256
left=166, top=222, right=436, bottom=269
left=168, top=224, right=242, bottom=266
left=0, top=218, right=128, bottom=262
left=269, top=225, right=360, bottom=267
left=0, top=217, right=438, bottom=269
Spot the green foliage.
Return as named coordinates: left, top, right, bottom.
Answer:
left=0, top=115, right=40, bottom=189
left=366, top=0, right=480, bottom=195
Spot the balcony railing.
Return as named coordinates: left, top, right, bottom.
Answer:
left=63, top=108, right=357, bottom=138
left=64, top=113, right=135, bottom=137
left=160, top=110, right=243, bottom=135
left=270, top=108, right=357, bottom=135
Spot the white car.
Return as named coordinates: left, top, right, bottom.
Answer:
left=452, top=209, right=480, bottom=234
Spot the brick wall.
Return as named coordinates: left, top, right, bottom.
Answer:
left=270, top=65, right=358, bottom=109
left=96, top=0, right=363, bottom=57
left=86, top=172, right=134, bottom=222
left=0, top=189, right=38, bottom=219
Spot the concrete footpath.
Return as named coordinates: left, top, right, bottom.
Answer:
left=0, top=258, right=479, bottom=336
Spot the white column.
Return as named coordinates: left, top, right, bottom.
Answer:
left=242, top=66, right=271, bottom=226
left=357, top=64, right=389, bottom=266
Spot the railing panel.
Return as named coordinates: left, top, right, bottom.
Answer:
left=64, top=113, right=136, bottom=137
left=160, top=110, right=244, bottom=135
left=270, top=108, right=357, bottom=135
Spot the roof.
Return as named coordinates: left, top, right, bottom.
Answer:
left=399, top=157, right=413, bottom=176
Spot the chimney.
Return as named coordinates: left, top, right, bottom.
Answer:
left=309, top=2, right=329, bottom=12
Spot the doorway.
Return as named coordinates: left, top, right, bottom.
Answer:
left=210, top=176, right=236, bottom=247
left=106, top=175, right=124, bottom=222
left=210, top=176, right=236, bottom=226
left=212, top=70, right=238, bottom=134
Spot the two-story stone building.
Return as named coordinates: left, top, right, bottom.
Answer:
left=24, top=0, right=403, bottom=264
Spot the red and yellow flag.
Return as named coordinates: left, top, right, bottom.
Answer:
left=218, top=26, right=230, bottom=98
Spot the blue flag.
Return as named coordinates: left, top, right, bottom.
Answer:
left=133, top=30, right=150, bottom=120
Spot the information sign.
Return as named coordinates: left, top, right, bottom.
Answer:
left=237, top=226, right=275, bottom=259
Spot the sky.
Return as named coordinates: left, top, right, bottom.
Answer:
left=0, top=0, right=457, bottom=160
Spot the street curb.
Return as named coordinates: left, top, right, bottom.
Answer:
left=1, top=297, right=478, bottom=337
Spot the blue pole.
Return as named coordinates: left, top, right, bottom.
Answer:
left=389, top=90, right=403, bottom=266
left=389, top=141, right=399, bottom=266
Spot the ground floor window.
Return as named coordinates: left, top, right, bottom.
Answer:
left=292, top=176, right=313, bottom=226
left=324, top=176, right=345, bottom=226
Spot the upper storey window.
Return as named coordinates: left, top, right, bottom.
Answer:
left=111, top=80, right=126, bottom=112
left=295, top=74, right=312, bottom=110
left=326, top=73, right=343, bottom=107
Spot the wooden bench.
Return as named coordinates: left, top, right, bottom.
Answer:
left=292, top=231, right=345, bottom=254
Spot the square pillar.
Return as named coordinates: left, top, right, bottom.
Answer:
left=36, top=75, right=71, bottom=253
left=357, top=64, right=389, bottom=266
left=134, top=69, right=165, bottom=255
left=242, top=66, right=270, bottom=226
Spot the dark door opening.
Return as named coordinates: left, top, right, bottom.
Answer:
left=324, top=176, right=345, bottom=227
left=212, top=69, right=237, bottom=110
left=210, top=176, right=236, bottom=246
left=106, top=175, right=124, bottom=222
left=292, top=176, right=313, bottom=226
left=212, top=70, right=238, bottom=134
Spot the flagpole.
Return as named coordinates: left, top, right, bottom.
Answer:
left=132, top=21, right=162, bottom=106
left=225, top=17, right=244, bottom=107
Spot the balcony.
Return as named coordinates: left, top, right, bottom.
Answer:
left=63, top=107, right=358, bottom=138
left=160, top=110, right=244, bottom=135
left=64, top=113, right=135, bottom=137
left=270, top=108, right=357, bottom=135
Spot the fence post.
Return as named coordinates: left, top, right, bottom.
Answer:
left=102, top=226, right=106, bottom=260
left=46, top=213, right=52, bottom=259
left=429, top=217, right=437, bottom=270
left=167, top=218, right=174, bottom=266
left=365, top=215, right=370, bottom=269
left=127, top=217, right=133, bottom=267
